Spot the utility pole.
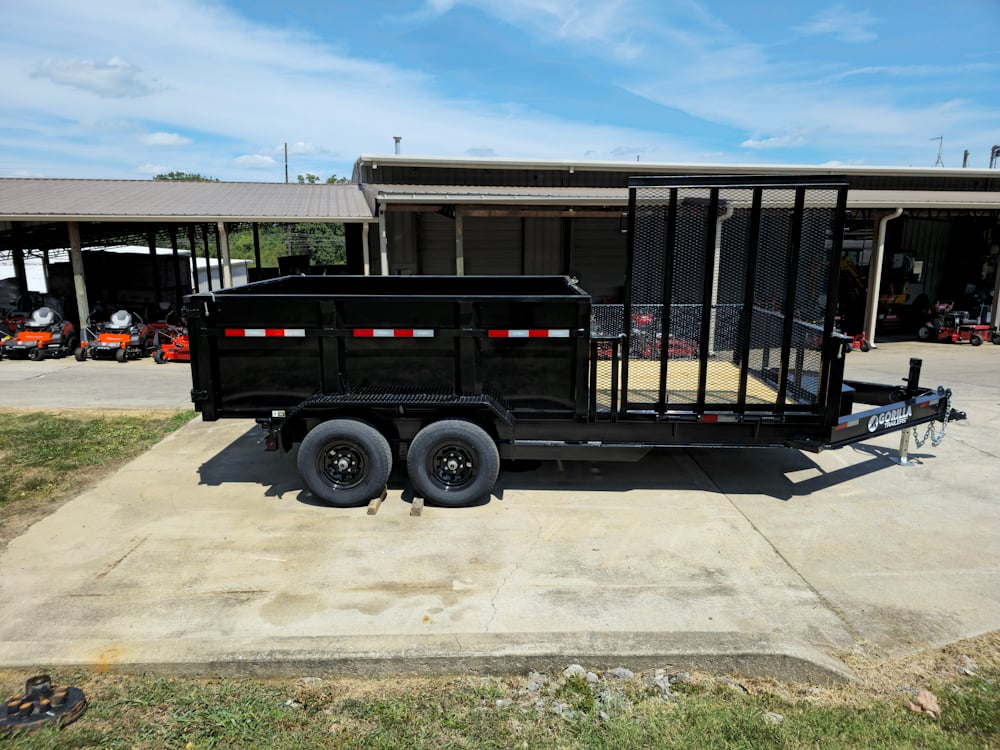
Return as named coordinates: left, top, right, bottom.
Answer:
left=931, top=136, right=944, bottom=167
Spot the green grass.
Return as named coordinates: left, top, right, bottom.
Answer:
left=2, top=669, right=997, bottom=749
left=0, top=411, right=195, bottom=509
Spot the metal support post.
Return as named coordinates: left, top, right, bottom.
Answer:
left=217, top=221, right=233, bottom=288
left=67, top=222, right=90, bottom=328
left=455, top=208, right=465, bottom=276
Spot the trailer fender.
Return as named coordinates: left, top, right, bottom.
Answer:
left=294, top=390, right=515, bottom=457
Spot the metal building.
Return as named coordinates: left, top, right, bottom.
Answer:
left=356, top=155, right=1000, bottom=344
left=2, top=155, right=999, bottom=347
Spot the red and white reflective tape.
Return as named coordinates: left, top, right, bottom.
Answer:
left=487, top=329, right=570, bottom=339
left=224, top=328, right=305, bottom=338
left=353, top=328, right=434, bottom=338
left=698, top=413, right=739, bottom=423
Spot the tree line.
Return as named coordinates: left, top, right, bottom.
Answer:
left=154, top=172, right=349, bottom=268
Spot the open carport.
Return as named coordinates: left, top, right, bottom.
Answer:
left=0, top=179, right=379, bottom=329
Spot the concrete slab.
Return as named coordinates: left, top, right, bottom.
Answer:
left=0, top=341, right=997, bottom=683
left=0, top=356, right=191, bottom=411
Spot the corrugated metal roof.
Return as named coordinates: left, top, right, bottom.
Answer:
left=367, top=184, right=626, bottom=205
left=3, top=178, right=998, bottom=225
left=848, top=189, right=1000, bottom=210
left=370, top=183, right=1000, bottom=210
left=0, top=179, right=377, bottom=222
left=357, top=153, right=1000, bottom=180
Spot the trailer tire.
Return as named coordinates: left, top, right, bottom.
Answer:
left=407, top=420, right=499, bottom=507
left=115, top=348, right=127, bottom=363
left=970, top=334, right=983, bottom=346
left=74, top=347, right=86, bottom=361
left=917, top=325, right=934, bottom=341
left=297, top=419, right=392, bottom=507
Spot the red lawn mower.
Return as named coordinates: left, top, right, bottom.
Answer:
left=918, top=303, right=998, bottom=346
left=151, top=323, right=190, bottom=363
left=75, top=309, right=156, bottom=362
left=0, top=306, right=78, bottom=360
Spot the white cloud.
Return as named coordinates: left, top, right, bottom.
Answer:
left=31, top=57, right=158, bottom=97
left=794, top=4, right=879, bottom=43
left=609, top=145, right=653, bottom=159
left=135, top=163, right=168, bottom=175
left=828, top=62, right=998, bottom=82
left=280, top=142, right=330, bottom=157
left=741, top=133, right=808, bottom=150
left=232, top=154, right=278, bottom=169
left=427, top=0, right=642, bottom=62
left=140, top=132, right=191, bottom=147
left=3, top=0, right=997, bottom=178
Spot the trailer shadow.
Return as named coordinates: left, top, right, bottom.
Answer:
left=196, top=426, right=304, bottom=500
left=684, top=443, right=938, bottom=502
left=196, top=425, right=935, bottom=508
left=494, top=444, right=937, bottom=503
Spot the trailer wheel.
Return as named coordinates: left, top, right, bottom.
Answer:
left=917, top=325, right=934, bottom=341
left=407, top=420, right=500, bottom=507
left=993, top=332, right=1000, bottom=345
left=115, top=348, right=127, bottom=363
left=74, top=347, right=86, bottom=361
left=970, top=334, right=983, bottom=346
left=153, top=350, right=165, bottom=364
left=28, top=348, right=42, bottom=361
left=297, top=419, right=392, bottom=507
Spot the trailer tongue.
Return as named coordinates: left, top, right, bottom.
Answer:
left=187, top=175, right=962, bottom=507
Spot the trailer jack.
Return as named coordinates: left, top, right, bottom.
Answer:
left=894, top=392, right=964, bottom=466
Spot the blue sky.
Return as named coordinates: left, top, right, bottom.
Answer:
left=2, top=0, right=998, bottom=181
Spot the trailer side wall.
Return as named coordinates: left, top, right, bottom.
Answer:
left=187, top=275, right=591, bottom=419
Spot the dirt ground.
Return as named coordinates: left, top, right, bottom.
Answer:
left=730, top=630, right=1000, bottom=707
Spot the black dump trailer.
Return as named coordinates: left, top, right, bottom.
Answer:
left=187, top=175, right=962, bottom=507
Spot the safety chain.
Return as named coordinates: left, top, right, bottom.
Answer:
left=912, top=390, right=951, bottom=448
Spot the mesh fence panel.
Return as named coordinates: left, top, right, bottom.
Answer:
left=617, top=182, right=842, bottom=414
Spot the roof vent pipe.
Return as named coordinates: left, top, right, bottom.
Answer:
left=393, top=136, right=401, bottom=155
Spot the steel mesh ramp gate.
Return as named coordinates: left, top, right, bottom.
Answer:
left=618, top=175, right=847, bottom=418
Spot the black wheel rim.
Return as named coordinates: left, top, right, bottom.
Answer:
left=319, top=441, right=366, bottom=490
left=428, top=442, right=477, bottom=491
